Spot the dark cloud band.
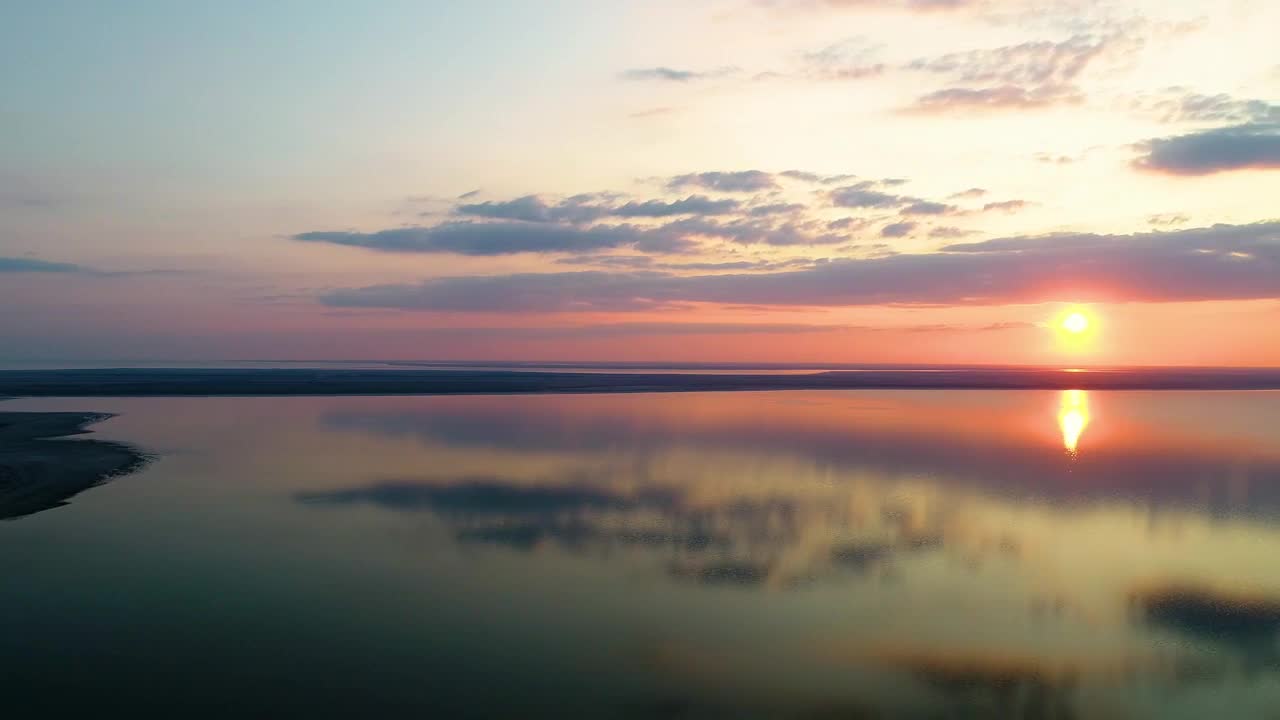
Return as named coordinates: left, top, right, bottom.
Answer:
left=320, top=221, right=1280, bottom=311
left=1135, top=123, right=1280, bottom=176
left=0, top=257, right=83, bottom=273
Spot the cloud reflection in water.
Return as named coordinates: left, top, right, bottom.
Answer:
left=295, top=391, right=1280, bottom=717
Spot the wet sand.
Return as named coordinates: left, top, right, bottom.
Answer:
left=0, top=411, right=149, bottom=520
left=2, top=366, right=1280, bottom=397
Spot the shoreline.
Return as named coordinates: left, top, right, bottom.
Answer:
left=0, top=411, right=150, bottom=520
left=2, top=367, right=1280, bottom=397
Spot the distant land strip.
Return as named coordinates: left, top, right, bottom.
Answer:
left=2, top=367, right=1280, bottom=397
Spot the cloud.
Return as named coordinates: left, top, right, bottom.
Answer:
left=816, top=63, right=886, bottom=80
left=319, top=221, right=1280, bottom=311
left=297, top=175, right=1001, bottom=257
left=900, top=0, right=977, bottom=7
left=1134, top=123, right=1280, bottom=175
left=904, top=33, right=1136, bottom=112
left=323, top=271, right=680, bottom=312
left=590, top=321, right=848, bottom=336
left=395, top=321, right=871, bottom=340
left=620, top=66, right=740, bottom=82
left=556, top=254, right=669, bottom=269
left=982, top=199, right=1031, bottom=213
left=880, top=221, right=917, bottom=237
left=949, top=187, right=987, bottom=199
left=760, top=0, right=982, bottom=13
left=612, top=196, right=742, bottom=218
left=629, top=106, right=677, bottom=118
left=556, top=254, right=815, bottom=272
left=801, top=38, right=887, bottom=81
left=456, top=193, right=743, bottom=224
left=830, top=186, right=906, bottom=208
left=779, top=170, right=859, bottom=184
left=909, top=85, right=1080, bottom=112
left=907, top=34, right=1113, bottom=85
left=763, top=0, right=1137, bottom=38
left=0, top=257, right=83, bottom=273
left=453, top=316, right=1029, bottom=335
left=666, top=171, right=779, bottom=192
left=659, top=217, right=849, bottom=246
left=901, top=201, right=956, bottom=215
left=830, top=181, right=940, bottom=212
left=827, top=217, right=873, bottom=231
left=1035, top=152, right=1075, bottom=164
left=298, top=197, right=862, bottom=257
left=747, top=202, right=807, bottom=216
left=1135, top=90, right=1279, bottom=124
left=929, top=226, right=976, bottom=239
left=0, top=256, right=169, bottom=278
left=1148, top=213, right=1189, bottom=227
left=456, top=195, right=577, bottom=223
left=294, top=221, right=695, bottom=256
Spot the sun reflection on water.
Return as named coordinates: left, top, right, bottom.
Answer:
left=1058, top=389, right=1090, bottom=456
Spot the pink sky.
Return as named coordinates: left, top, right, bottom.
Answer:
left=2, top=0, right=1278, bottom=366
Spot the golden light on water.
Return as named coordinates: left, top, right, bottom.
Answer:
left=1058, top=389, right=1090, bottom=456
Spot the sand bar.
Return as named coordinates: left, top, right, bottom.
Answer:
left=0, top=411, right=148, bottom=520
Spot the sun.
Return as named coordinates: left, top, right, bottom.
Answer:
left=1062, top=311, right=1089, bottom=335
left=1052, top=306, right=1098, bottom=352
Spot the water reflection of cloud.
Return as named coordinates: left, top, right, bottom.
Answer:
left=1132, top=582, right=1280, bottom=668
left=320, top=393, right=1280, bottom=517
left=298, top=478, right=673, bottom=515
left=298, top=475, right=966, bottom=590
left=299, top=393, right=1280, bottom=716
left=868, top=647, right=1081, bottom=718
left=828, top=643, right=1235, bottom=719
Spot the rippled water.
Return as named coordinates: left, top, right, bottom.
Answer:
left=3, top=390, right=1280, bottom=718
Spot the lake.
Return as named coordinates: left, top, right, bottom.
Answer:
left=4, top=390, right=1280, bottom=718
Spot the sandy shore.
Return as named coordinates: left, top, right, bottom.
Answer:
left=0, top=411, right=149, bottom=520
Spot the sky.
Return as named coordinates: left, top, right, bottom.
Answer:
left=2, top=0, right=1278, bottom=366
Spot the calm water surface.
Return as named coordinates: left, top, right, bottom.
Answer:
left=4, top=390, right=1280, bottom=718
